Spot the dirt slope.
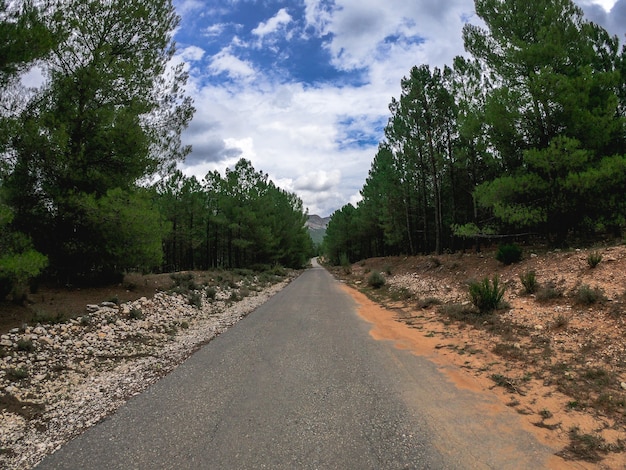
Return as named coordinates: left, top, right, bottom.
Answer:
left=327, top=245, right=626, bottom=468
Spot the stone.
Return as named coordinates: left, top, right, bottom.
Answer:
left=33, top=326, right=47, bottom=335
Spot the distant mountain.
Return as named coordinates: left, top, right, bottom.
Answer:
left=306, top=215, right=331, bottom=245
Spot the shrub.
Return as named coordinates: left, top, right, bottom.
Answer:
left=187, top=292, right=203, bottom=308
left=468, top=275, right=506, bottom=313
left=575, top=284, right=606, bottom=305
left=519, top=270, right=538, bottom=294
left=129, top=308, right=144, bottom=320
left=339, top=253, right=351, bottom=274
left=205, top=287, right=217, bottom=300
left=0, top=248, right=48, bottom=302
left=16, top=338, right=34, bottom=352
left=367, top=271, right=386, bottom=289
left=587, top=252, right=602, bottom=268
left=429, top=257, right=442, bottom=268
left=270, top=265, right=287, bottom=277
left=417, top=297, right=442, bottom=309
left=6, top=367, right=29, bottom=381
left=170, top=272, right=199, bottom=293
left=496, top=244, right=522, bottom=265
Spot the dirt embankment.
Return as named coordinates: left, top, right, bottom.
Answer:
left=327, top=245, right=626, bottom=469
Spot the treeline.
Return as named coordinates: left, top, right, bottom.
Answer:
left=0, top=0, right=311, bottom=300
left=324, top=0, right=626, bottom=265
left=156, top=159, right=313, bottom=272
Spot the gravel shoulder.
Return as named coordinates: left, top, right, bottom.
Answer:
left=0, top=273, right=297, bottom=470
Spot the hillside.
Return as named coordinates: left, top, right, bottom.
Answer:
left=306, top=214, right=330, bottom=245
left=326, top=244, right=626, bottom=467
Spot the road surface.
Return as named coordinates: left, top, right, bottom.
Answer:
left=36, top=261, right=556, bottom=469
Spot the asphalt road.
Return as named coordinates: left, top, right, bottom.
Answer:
left=36, top=261, right=555, bottom=469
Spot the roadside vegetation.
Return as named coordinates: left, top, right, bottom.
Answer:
left=324, top=244, right=626, bottom=465
left=322, top=0, right=626, bottom=265
left=0, top=0, right=313, bottom=312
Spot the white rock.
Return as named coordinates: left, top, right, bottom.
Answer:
left=33, top=326, right=47, bottom=335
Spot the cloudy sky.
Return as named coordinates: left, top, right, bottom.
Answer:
left=172, top=0, right=626, bottom=217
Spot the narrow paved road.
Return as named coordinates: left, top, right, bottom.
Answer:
left=36, top=262, right=556, bottom=469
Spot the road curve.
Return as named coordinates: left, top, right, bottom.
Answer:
left=36, top=261, right=555, bottom=469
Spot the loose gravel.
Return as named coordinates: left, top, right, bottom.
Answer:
left=0, top=275, right=296, bottom=470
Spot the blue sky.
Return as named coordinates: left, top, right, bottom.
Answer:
left=172, top=0, right=626, bottom=216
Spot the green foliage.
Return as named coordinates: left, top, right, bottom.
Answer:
left=575, top=285, right=606, bottom=305
left=519, top=271, right=538, bottom=294
left=170, top=272, right=198, bottom=294
left=339, top=252, right=351, bottom=272
left=496, top=244, right=522, bottom=265
left=205, top=287, right=217, bottom=300
left=0, top=201, right=48, bottom=301
left=468, top=275, right=506, bottom=313
left=452, top=223, right=483, bottom=239
left=129, top=309, right=144, bottom=320
left=587, top=252, right=602, bottom=268
left=320, top=0, right=626, bottom=259
left=367, top=271, right=386, bottom=289
left=0, top=248, right=48, bottom=301
left=6, top=367, right=28, bottom=381
left=536, top=285, right=563, bottom=302
left=1, top=0, right=193, bottom=284
left=187, top=292, right=202, bottom=309
left=16, top=338, right=34, bottom=352
left=156, top=160, right=312, bottom=271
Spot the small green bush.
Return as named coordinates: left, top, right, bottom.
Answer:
left=6, top=367, right=29, bottom=381
left=496, top=244, right=522, bottom=265
left=367, top=271, right=386, bottom=289
left=519, top=270, right=538, bottom=294
left=468, top=275, right=506, bottom=313
left=129, top=308, right=144, bottom=320
left=170, top=272, right=199, bottom=293
left=16, top=338, right=34, bottom=352
left=536, top=285, right=563, bottom=302
left=587, top=252, right=602, bottom=268
left=187, top=292, right=203, bottom=308
left=339, top=253, right=351, bottom=274
left=575, top=284, right=606, bottom=305
left=205, top=287, right=217, bottom=300
left=270, top=265, right=287, bottom=277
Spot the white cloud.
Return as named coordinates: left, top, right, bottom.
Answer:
left=208, top=47, right=256, bottom=79
left=588, top=0, right=618, bottom=11
left=203, top=23, right=229, bottom=37
left=177, top=0, right=626, bottom=216
left=179, top=45, right=205, bottom=62
left=252, top=8, right=293, bottom=39
left=294, top=170, right=342, bottom=191
left=311, top=0, right=473, bottom=71
left=174, top=0, right=204, bottom=17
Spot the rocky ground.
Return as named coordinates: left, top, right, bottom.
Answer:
left=0, top=270, right=297, bottom=470
left=328, top=244, right=626, bottom=468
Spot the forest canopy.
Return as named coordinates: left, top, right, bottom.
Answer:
left=323, top=0, right=626, bottom=264
left=0, top=0, right=312, bottom=299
